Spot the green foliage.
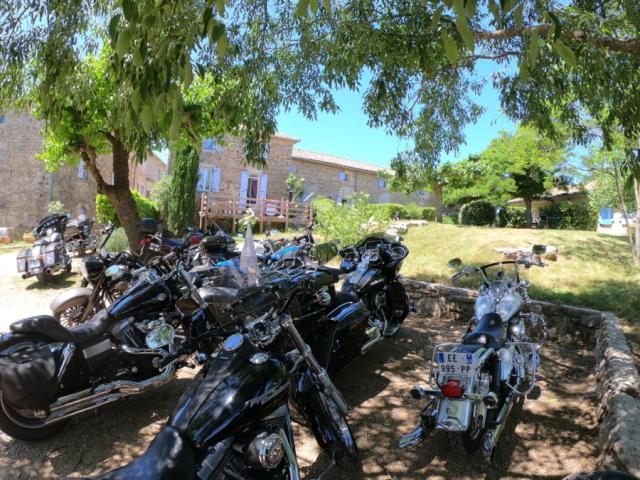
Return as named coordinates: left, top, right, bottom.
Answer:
left=96, top=191, right=158, bottom=225
left=47, top=201, right=65, bottom=215
left=103, top=228, right=129, bottom=253
left=238, top=208, right=258, bottom=235
left=496, top=207, right=527, bottom=228
left=404, top=203, right=425, bottom=220
left=313, top=197, right=390, bottom=246
left=286, top=173, right=305, bottom=202
left=168, top=143, right=199, bottom=235
left=540, top=201, right=599, bottom=231
left=442, top=214, right=458, bottom=225
left=368, top=203, right=407, bottom=220
left=459, top=200, right=496, bottom=226
left=151, top=174, right=173, bottom=222
left=422, top=207, right=436, bottom=221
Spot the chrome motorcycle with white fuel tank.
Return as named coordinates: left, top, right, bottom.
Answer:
left=399, top=245, right=548, bottom=461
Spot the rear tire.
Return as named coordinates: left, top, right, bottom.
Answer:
left=36, top=272, right=47, bottom=283
left=0, top=336, right=69, bottom=441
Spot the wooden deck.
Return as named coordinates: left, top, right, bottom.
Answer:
left=198, top=193, right=313, bottom=233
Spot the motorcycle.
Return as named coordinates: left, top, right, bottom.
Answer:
left=337, top=234, right=412, bottom=341
left=399, top=245, right=548, bottom=461
left=50, top=222, right=144, bottom=328
left=64, top=215, right=98, bottom=257
left=0, top=249, right=221, bottom=441
left=16, top=214, right=72, bottom=283
left=85, top=265, right=359, bottom=480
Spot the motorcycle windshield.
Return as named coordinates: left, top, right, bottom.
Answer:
left=209, top=224, right=265, bottom=289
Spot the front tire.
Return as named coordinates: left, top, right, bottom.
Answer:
left=0, top=336, right=69, bottom=441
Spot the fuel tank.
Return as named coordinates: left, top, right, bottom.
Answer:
left=108, top=280, right=172, bottom=320
left=169, top=335, right=289, bottom=448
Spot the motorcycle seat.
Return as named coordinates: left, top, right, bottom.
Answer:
left=10, top=310, right=111, bottom=345
left=462, top=312, right=506, bottom=350
left=86, top=426, right=196, bottom=480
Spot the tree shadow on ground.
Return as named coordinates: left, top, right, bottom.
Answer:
left=24, top=272, right=80, bottom=291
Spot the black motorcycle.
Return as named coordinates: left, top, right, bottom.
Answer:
left=16, top=214, right=72, bottom=283
left=337, top=234, right=412, bottom=343
left=50, top=222, right=144, bottom=327
left=0, top=249, right=216, bottom=441
left=64, top=215, right=98, bottom=257
left=85, top=267, right=359, bottom=480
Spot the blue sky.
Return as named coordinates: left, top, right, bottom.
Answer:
left=277, top=59, right=517, bottom=168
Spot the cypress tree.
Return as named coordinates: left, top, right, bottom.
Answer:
left=168, top=143, right=200, bottom=235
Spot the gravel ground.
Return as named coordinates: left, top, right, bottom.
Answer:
left=0, top=297, right=597, bottom=480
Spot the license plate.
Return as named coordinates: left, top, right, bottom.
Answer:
left=149, top=242, right=162, bottom=252
left=438, top=351, right=474, bottom=378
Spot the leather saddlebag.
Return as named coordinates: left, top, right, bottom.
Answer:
left=0, top=345, right=58, bottom=411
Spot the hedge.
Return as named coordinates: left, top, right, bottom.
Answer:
left=459, top=200, right=496, bottom=226
left=540, top=201, right=599, bottom=231
left=96, top=190, right=159, bottom=226
left=422, top=207, right=436, bottom=221
left=367, top=203, right=407, bottom=220
left=496, top=206, right=527, bottom=228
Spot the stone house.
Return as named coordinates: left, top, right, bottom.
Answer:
left=194, top=133, right=435, bottom=206
left=0, top=111, right=167, bottom=234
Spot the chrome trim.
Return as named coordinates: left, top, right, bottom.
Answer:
left=277, top=428, right=300, bottom=480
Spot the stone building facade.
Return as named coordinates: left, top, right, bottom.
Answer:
left=195, top=134, right=435, bottom=206
left=0, top=112, right=166, bottom=234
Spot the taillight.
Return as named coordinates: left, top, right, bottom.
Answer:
left=140, top=237, right=150, bottom=247
left=441, top=379, right=464, bottom=398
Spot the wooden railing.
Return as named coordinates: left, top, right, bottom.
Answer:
left=198, top=192, right=313, bottom=233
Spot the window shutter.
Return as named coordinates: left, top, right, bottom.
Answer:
left=213, top=168, right=221, bottom=192
left=197, top=167, right=206, bottom=191
left=239, top=171, right=249, bottom=209
left=259, top=173, right=268, bottom=199
left=336, top=196, right=342, bottom=204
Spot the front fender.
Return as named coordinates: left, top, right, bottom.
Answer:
left=49, top=287, right=92, bottom=315
left=292, top=369, right=359, bottom=467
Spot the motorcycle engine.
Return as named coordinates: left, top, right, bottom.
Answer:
left=314, top=286, right=332, bottom=306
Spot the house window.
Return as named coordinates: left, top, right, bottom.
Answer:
left=416, top=190, right=425, bottom=197
left=0, top=115, right=5, bottom=124
left=378, top=178, right=386, bottom=189
left=197, top=167, right=221, bottom=192
left=203, top=138, right=215, bottom=151
left=338, top=171, right=348, bottom=182
left=599, top=207, right=614, bottom=225
left=77, top=161, right=88, bottom=180
left=289, top=165, right=297, bottom=173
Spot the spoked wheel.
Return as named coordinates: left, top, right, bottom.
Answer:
left=0, top=337, right=69, bottom=440
left=56, top=303, right=93, bottom=328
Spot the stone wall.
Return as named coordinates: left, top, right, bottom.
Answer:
left=402, top=278, right=640, bottom=476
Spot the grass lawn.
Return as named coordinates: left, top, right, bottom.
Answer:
left=400, top=223, right=640, bottom=322
left=0, top=241, right=30, bottom=253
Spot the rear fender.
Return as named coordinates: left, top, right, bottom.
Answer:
left=49, top=287, right=92, bottom=316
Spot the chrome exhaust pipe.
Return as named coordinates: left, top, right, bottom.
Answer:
left=361, top=327, right=383, bottom=353
left=40, top=363, right=176, bottom=425
left=481, top=392, right=515, bottom=462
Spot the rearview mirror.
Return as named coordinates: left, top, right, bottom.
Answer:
left=532, top=244, right=546, bottom=255
left=448, top=258, right=463, bottom=269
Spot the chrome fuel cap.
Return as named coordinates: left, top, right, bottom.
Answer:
left=223, top=333, right=244, bottom=352
left=250, top=352, right=270, bottom=365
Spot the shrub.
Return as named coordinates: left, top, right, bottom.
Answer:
left=103, top=227, right=129, bottom=252
left=496, top=206, right=527, bottom=228
left=459, top=200, right=496, bottom=226
left=313, top=196, right=390, bottom=245
left=540, top=201, right=599, bottom=231
left=404, top=203, right=424, bottom=220
left=96, top=190, right=159, bottom=226
left=443, top=214, right=458, bottom=224
left=368, top=203, right=407, bottom=220
left=238, top=208, right=258, bottom=235
left=151, top=174, right=172, bottom=222
left=48, top=200, right=65, bottom=215
left=422, top=207, right=436, bottom=221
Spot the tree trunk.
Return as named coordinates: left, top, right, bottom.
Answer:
left=633, top=177, right=640, bottom=265
left=81, top=134, right=142, bottom=253
left=612, top=162, right=638, bottom=265
left=523, top=196, right=533, bottom=227
left=433, top=182, right=444, bottom=222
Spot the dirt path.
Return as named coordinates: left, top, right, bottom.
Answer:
left=0, top=313, right=597, bottom=479
left=0, top=252, right=82, bottom=332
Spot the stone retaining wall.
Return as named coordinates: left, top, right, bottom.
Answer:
left=401, top=278, right=640, bottom=477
